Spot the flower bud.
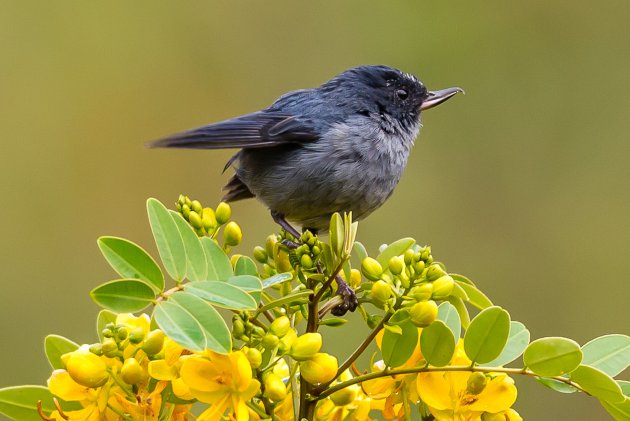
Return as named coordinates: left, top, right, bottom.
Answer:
left=89, top=343, right=103, bottom=356
left=409, top=300, right=438, bottom=327
left=128, top=327, right=145, bottom=344
left=467, top=372, right=488, bottom=395
left=370, top=280, right=391, bottom=305
left=270, top=316, right=291, bottom=337
left=190, top=200, right=203, bottom=214
left=410, top=283, right=433, bottom=302
left=388, top=256, right=405, bottom=276
left=413, top=260, right=425, bottom=274
left=290, top=333, right=322, bottom=361
left=404, top=249, right=415, bottom=265
left=121, top=357, right=145, bottom=385
left=142, top=330, right=165, bottom=355
left=65, top=351, right=109, bottom=388
left=262, top=334, right=280, bottom=349
left=215, top=202, right=231, bottom=224
left=202, top=208, right=217, bottom=230
left=253, top=246, right=268, bottom=263
left=300, top=254, right=313, bottom=269
left=330, top=385, right=358, bottom=406
left=263, top=373, right=287, bottom=402
left=300, top=353, right=338, bottom=384
left=426, top=264, right=445, bottom=281
left=274, top=247, right=292, bottom=273
left=223, top=222, right=242, bottom=246
left=431, top=275, right=455, bottom=300
left=233, top=319, right=245, bottom=338
left=367, top=314, right=382, bottom=329
left=245, top=347, right=262, bottom=368
left=349, top=269, right=362, bottom=289
left=181, top=204, right=191, bottom=219
left=361, top=257, right=383, bottom=281
left=101, top=339, right=118, bottom=354
left=265, top=235, right=278, bottom=258
left=481, top=413, right=506, bottom=421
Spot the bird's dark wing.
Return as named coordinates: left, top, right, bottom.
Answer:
left=149, top=111, right=318, bottom=150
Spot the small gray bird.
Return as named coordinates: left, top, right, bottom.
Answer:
left=151, top=65, right=462, bottom=237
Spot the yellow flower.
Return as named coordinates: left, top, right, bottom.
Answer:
left=417, top=343, right=518, bottom=421
left=179, top=351, right=260, bottom=421
left=47, top=369, right=117, bottom=420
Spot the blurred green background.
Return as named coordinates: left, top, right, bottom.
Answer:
left=1, top=1, right=629, bottom=419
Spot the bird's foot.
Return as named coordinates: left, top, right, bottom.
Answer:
left=271, top=210, right=301, bottom=239
left=331, top=275, right=358, bottom=316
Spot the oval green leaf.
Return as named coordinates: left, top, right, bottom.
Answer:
left=98, top=236, right=164, bottom=292
left=464, top=306, right=510, bottom=364
left=44, top=335, right=79, bottom=369
left=0, top=386, right=80, bottom=421
left=376, top=238, right=416, bottom=267
left=90, top=279, right=155, bottom=312
left=485, top=321, right=530, bottom=367
left=262, top=272, right=292, bottom=289
left=147, top=198, right=186, bottom=281
left=421, top=320, right=456, bottom=367
left=447, top=296, right=470, bottom=330
left=437, top=302, right=461, bottom=340
left=200, top=237, right=233, bottom=281
left=257, top=290, right=313, bottom=314
left=329, top=212, right=344, bottom=258
left=381, top=320, right=418, bottom=368
left=227, top=275, right=262, bottom=303
left=535, top=376, right=577, bottom=394
left=570, top=365, right=625, bottom=403
left=184, top=281, right=257, bottom=310
left=601, top=399, right=630, bottom=421
left=235, top=256, right=258, bottom=276
left=582, top=334, right=630, bottom=377
left=523, top=337, right=582, bottom=376
left=169, top=210, right=207, bottom=282
left=352, top=241, right=368, bottom=266
left=154, top=291, right=231, bottom=353
left=453, top=278, right=493, bottom=310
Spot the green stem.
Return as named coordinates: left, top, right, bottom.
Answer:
left=310, top=365, right=589, bottom=401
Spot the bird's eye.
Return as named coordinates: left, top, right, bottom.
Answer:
left=396, top=89, right=408, bottom=100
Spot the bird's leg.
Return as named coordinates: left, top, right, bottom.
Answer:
left=271, top=210, right=301, bottom=248
left=270, top=211, right=358, bottom=315
left=331, top=274, right=358, bottom=316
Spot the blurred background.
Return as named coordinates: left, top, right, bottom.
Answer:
left=1, top=1, right=629, bottom=419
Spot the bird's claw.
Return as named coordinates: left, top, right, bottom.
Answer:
left=331, top=275, right=358, bottom=316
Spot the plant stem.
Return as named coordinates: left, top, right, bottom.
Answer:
left=310, top=365, right=589, bottom=401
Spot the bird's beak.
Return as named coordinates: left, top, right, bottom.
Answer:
left=420, top=87, right=464, bottom=111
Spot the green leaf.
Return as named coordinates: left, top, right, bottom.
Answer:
left=329, top=212, right=344, bottom=257
left=90, top=279, right=155, bottom=312
left=450, top=282, right=469, bottom=301
left=437, top=302, right=461, bottom=340
left=227, top=275, right=262, bottom=303
left=147, top=198, right=186, bottom=281
left=235, top=256, right=258, bottom=276
left=169, top=210, right=207, bottom=282
left=582, top=334, right=630, bottom=377
left=184, top=281, right=257, bottom=310
left=523, top=337, right=582, bottom=376
left=0, top=386, right=80, bottom=421
left=381, top=320, right=418, bottom=368
left=463, top=306, right=510, bottom=364
left=453, top=278, right=493, bottom=310
left=257, top=290, right=313, bottom=314
left=450, top=273, right=475, bottom=286
left=421, top=320, right=456, bottom=367
left=262, top=272, right=293, bottom=289
left=618, top=380, right=630, bottom=397
left=485, top=321, right=530, bottom=367
left=535, top=377, right=577, bottom=394
left=200, top=237, right=233, bottom=281
left=319, top=317, right=348, bottom=327
left=570, top=365, right=625, bottom=403
left=96, top=309, right=117, bottom=341
left=376, top=238, right=415, bottom=267
left=352, top=241, right=368, bottom=265
left=447, top=296, right=470, bottom=329
left=44, top=335, right=79, bottom=369
left=601, top=399, right=630, bottom=421
left=389, top=308, right=411, bottom=325
left=154, top=291, right=231, bottom=353
left=98, top=236, right=164, bottom=292
left=383, top=324, right=403, bottom=335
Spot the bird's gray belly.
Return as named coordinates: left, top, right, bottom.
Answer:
left=236, top=134, right=409, bottom=230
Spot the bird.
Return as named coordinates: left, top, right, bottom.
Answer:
left=150, top=65, right=462, bottom=239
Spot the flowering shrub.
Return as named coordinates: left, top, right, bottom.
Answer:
left=0, top=196, right=629, bottom=421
